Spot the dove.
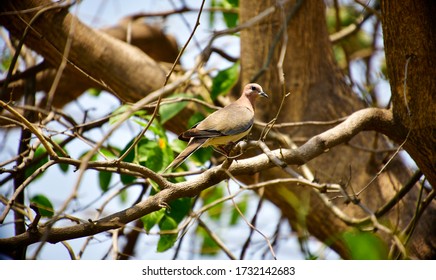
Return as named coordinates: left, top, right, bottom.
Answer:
left=164, top=83, right=268, bottom=172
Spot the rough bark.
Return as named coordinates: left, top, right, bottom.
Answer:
left=240, top=0, right=435, bottom=259
left=0, top=17, right=179, bottom=109
left=0, top=0, right=168, bottom=104
left=379, top=0, right=436, bottom=258
left=380, top=0, right=436, bottom=192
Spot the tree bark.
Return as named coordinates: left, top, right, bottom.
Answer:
left=0, top=17, right=179, bottom=109
left=0, top=0, right=168, bottom=103
left=380, top=0, right=436, bottom=191
left=240, top=0, right=435, bottom=259
left=379, top=0, right=436, bottom=259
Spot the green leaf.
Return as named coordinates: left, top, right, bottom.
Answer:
left=160, top=139, right=176, bottom=173
left=30, top=194, right=54, bottom=217
left=220, top=0, right=239, bottom=28
left=120, top=134, right=171, bottom=179
left=53, top=144, right=69, bottom=173
left=191, top=146, right=213, bottom=166
left=119, top=139, right=137, bottom=184
left=25, top=146, right=49, bottom=179
left=98, top=171, right=112, bottom=192
left=135, top=116, right=164, bottom=138
left=137, top=138, right=165, bottom=172
left=223, top=11, right=238, bottom=29
left=167, top=197, right=192, bottom=223
left=0, top=50, right=12, bottom=71
left=109, top=105, right=131, bottom=124
left=111, top=105, right=149, bottom=124
left=202, top=186, right=224, bottom=220
left=169, top=139, right=188, bottom=155
left=159, top=94, right=189, bottom=124
left=187, top=112, right=206, bottom=128
left=99, top=147, right=119, bottom=159
left=211, top=61, right=240, bottom=100
left=58, top=162, right=69, bottom=173
left=197, top=226, right=220, bottom=255
left=141, top=208, right=166, bottom=232
left=120, top=174, right=135, bottom=186
left=120, top=171, right=135, bottom=186
left=88, top=88, right=102, bottom=97
left=78, top=150, right=99, bottom=161
left=341, top=230, right=388, bottom=260
left=157, top=216, right=178, bottom=252
left=132, top=116, right=174, bottom=172
left=119, top=189, right=128, bottom=203
left=154, top=198, right=192, bottom=252
left=230, top=194, right=248, bottom=225
left=209, top=0, right=217, bottom=27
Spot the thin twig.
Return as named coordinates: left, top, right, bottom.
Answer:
left=224, top=175, right=277, bottom=260
left=128, top=6, right=238, bottom=19
left=258, top=1, right=290, bottom=140
left=197, top=218, right=237, bottom=260
left=0, top=100, right=57, bottom=157
left=116, top=1, right=206, bottom=163
left=240, top=192, right=265, bottom=260
left=45, top=2, right=78, bottom=110
left=201, top=4, right=277, bottom=62
left=0, top=160, right=56, bottom=223
left=357, top=130, right=410, bottom=196
left=251, top=0, right=304, bottom=82
left=400, top=187, right=435, bottom=255
left=60, top=241, right=77, bottom=260
left=255, top=117, right=347, bottom=128
left=403, top=56, right=413, bottom=116
left=0, top=1, right=70, bottom=96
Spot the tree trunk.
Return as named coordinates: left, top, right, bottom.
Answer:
left=380, top=0, right=436, bottom=192
left=240, top=0, right=435, bottom=259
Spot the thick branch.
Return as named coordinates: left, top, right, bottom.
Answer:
left=0, top=107, right=397, bottom=249
left=231, top=108, right=398, bottom=172
left=0, top=0, right=167, bottom=102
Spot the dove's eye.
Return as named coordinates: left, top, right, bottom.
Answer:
left=251, top=86, right=257, bottom=91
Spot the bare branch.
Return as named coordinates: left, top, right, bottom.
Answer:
left=0, top=107, right=400, bottom=249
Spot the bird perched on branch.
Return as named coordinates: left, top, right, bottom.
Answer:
left=164, top=83, right=268, bottom=172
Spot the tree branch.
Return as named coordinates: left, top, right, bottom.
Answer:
left=0, top=0, right=167, bottom=102
left=0, top=107, right=399, bottom=250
